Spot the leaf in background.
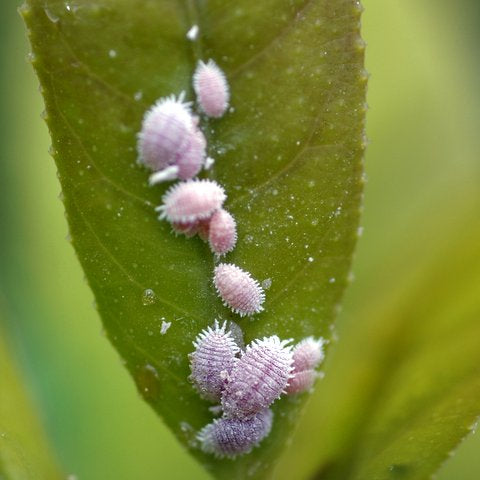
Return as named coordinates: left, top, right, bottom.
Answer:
left=21, top=0, right=366, bottom=477
left=0, top=325, right=63, bottom=480
left=275, top=206, right=480, bottom=480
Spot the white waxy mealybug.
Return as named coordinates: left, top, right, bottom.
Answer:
left=157, top=179, right=226, bottom=223
left=196, top=217, right=211, bottom=242
left=149, top=128, right=207, bottom=185
left=221, top=336, right=293, bottom=418
left=171, top=217, right=211, bottom=240
left=189, top=320, right=240, bottom=402
left=171, top=220, right=199, bottom=238
left=286, top=337, right=325, bottom=395
left=291, top=337, right=325, bottom=372
left=213, top=263, right=265, bottom=316
left=285, top=369, right=318, bottom=394
left=175, top=128, right=207, bottom=179
left=197, top=408, right=273, bottom=458
left=137, top=93, right=194, bottom=172
left=208, top=209, right=237, bottom=256
left=193, top=59, right=230, bottom=118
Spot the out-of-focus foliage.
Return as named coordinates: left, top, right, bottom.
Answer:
left=0, top=325, right=63, bottom=480
left=0, top=0, right=479, bottom=479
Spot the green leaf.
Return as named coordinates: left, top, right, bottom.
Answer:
left=275, top=208, right=480, bottom=480
left=0, top=326, right=63, bottom=480
left=21, top=0, right=365, bottom=477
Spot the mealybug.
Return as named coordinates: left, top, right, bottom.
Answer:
left=157, top=179, right=226, bottom=223
left=221, top=336, right=293, bottom=418
left=285, top=369, right=318, bottom=395
left=193, top=60, right=230, bottom=118
left=171, top=220, right=200, bottom=238
left=149, top=127, right=207, bottom=184
left=213, top=263, right=265, bottom=316
left=196, top=217, right=211, bottom=242
left=286, top=337, right=325, bottom=395
left=208, top=209, right=237, bottom=256
left=197, top=408, right=273, bottom=458
left=291, top=337, right=325, bottom=372
left=189, top=320, right=240, bottom=402
left=137, top=93, right=194, bottom=172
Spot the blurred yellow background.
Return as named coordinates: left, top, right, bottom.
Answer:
left=1, top=0, right=479, bottom=479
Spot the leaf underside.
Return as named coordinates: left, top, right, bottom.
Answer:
left=22, top=0, right=366, bottom=478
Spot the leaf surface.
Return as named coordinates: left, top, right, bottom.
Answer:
left=22, top=0, right=366, bottom=477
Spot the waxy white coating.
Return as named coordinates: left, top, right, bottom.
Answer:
left=208, top=209, right=237, bottom=256
left=193, top=59, right=230, bottom=118
left=286, top=337, right=325, bottom=395
left=197, top=408, right=273, bottom=458
left=149, top=127, right=207, bottom=184
left=157, top=179, right=226, bottom=223
left=285, top=369, right=318, bottom=394
left=213, top=263, right=265, bottom=316
left=137, top=93, right=194, bottom=171
left=189, top=321, right=240, bottom=402
left=292, top=337, right=325, bottom=372
left=221, top=336, right=293, bottom=418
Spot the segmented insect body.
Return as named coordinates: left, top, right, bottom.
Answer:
left=213, top=263, right=265, bottom=316
left=221, top=336, right=293, bottom=418
left=208, top=209, right=237, bottom=256
left=285, top=369, right=318, bottom=394
left=286, top=337, right=325, bottom=395
left=197, top=408, right=273, bottom=458
left=292, top=337, right=325, bottom=372
left=193, top=59, right=230, bottom=118
left=149, top=127, right=207, bottom=185
left=171, top=220, right=200, bottom=238
left=196, top=217, right=211, bottom=241
left=137, top=93, right=194, bottom=171
left=157, top=179, right=226, bottom=223
left=189, top=321, right=240, bottom=402
left=175, top=128, right=207, bottom=179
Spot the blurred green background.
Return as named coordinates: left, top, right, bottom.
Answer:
left=1, top=1, right=479, bottom=479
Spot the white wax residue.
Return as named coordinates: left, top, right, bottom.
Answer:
left=186, top=25, right=199, bottom=41
left=160, top=321, right=172, bottom=335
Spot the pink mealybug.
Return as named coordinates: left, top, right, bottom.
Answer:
left=196, top=217, right=211, bottom=242
left=208, top=209, right=237, bottom=256
left=221, top=336, right=293, bottom=418
left=171, top=216, right=211, bottom=240
left=189, top=320, right=240, bottom=402
left=171, top=220, right=199, bottom=238
left=137, top=92, right=194, bottom=172
left=291, top=337, right=325, bottom=372
left=285, top=369, right=318, bottom=395
left=197, top=408, right=273, bottom=458
left=193, top=59, right=230, bottom=118
left=286, top=337, right=325, bottom=395
left=156, top=179, right=226, bottom=223
left=149, top=127, right=207, bottom=185
left=213, top=263, right=265, bottom=316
